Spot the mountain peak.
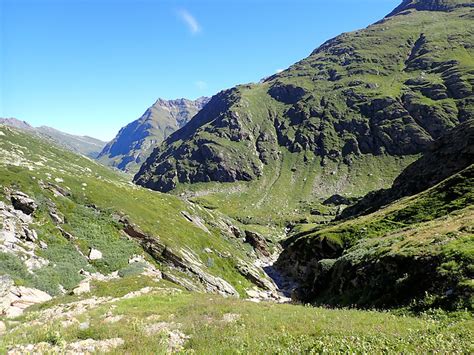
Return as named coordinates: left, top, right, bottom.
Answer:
left=387, top=0, right=473, bottom=17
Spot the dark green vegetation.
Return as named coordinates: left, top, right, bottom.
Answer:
left=1, top=275, right=472, bottom=354
left=0, top=118, right=106, bottom=159
left=135, top=0, right=474, bottom=226
left=98, top=97, right=209, bottom=173
left=276, top=120, right=474, bottom=311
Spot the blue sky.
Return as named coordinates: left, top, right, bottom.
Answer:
left=1, top=0, right=400, bottom=141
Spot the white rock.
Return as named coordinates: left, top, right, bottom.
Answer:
left=2, top=286, right=52, bottom=318
left=0, top=320, right=6, bottom=334
left=73, top=281, right=91, bottom=295
left=88, top=248, right=103, bottom=260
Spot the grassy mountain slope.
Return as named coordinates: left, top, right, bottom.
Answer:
left=1, top=281, right=472, bottom=353
left=0, top=118, right=106, bottom=158
left=134, top=1, right=473, bottom=225
left=276, top=122, right=474, bottom=310
left=0, top=124, right=279, bottom=299
left=97, top=98, right=208, bottom=173
left=341, top=118, right=474, bottom=218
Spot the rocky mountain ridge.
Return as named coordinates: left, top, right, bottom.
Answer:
left=134, top=0, right=473, bottom=204
left=0, top=118, right=106, bottom=158
left=97, top=97, right=209, bottom=173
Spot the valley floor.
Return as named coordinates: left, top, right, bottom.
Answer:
left=1, top=275, right=472, bottom=354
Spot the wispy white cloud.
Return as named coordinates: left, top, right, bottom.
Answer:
left=276, top=68, right=285, bottom=74
left=195, top=80, right=207, bottom=90
left=177, top=9, right=201, bottom=35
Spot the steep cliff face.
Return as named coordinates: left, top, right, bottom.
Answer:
left=98, top=97, right=209, bottom=173
left=135, top=1, right=473, bottom=197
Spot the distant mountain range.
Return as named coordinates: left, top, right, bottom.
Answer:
left=97, top=97, right=209, bottom=173
left=0, top=118, right=106, bottom=158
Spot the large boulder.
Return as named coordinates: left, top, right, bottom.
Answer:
left=0, top=276, right=52, bottom=318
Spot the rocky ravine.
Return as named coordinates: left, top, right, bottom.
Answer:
left=0, top=186, right=288, bottom=319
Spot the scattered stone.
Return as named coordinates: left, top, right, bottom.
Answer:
left=144, top=321, right=174, bottom=336
left=222, top=313, right=240, bottom=323
left=72, top=280, right=91, bottom=295
left=79, top=321, right=90, bottom=330
left=88, top=248, right=103, bottom=260
left=166, top=330, right=189, bottom=353
left=8, top=338, right=126, bottom=354
left=103, top=314, right=123, bottom=324
left=60, top=317, right=79, bottom=328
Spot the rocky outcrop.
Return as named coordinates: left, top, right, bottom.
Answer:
left=236, top=262, right=275, bottom=291
left=10, top=191, right=37, bottom=215
left=0, top=200, right=48, bottom=272
left=1, top=276, right=52, bottom=318
left=88, top=248, right=103, bottom=260
left=119, top=216, right=238, bottom=297
left=244, top=231, right=270, bottom=257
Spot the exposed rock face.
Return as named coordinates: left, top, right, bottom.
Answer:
left=244, top=231, right=270, bottom=257
left=10, top=191, right=37, bottom=215
left=236, top=262, right=275, bottom=291
left=134, top=2, right=473, bottom=193
left=97, top=97, right=209, bottom=173
left=1, top=276, right=52, bottom=318
left=120, top=216, right=239, bottom=297
left=0, top=200, right=48, bottom=272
